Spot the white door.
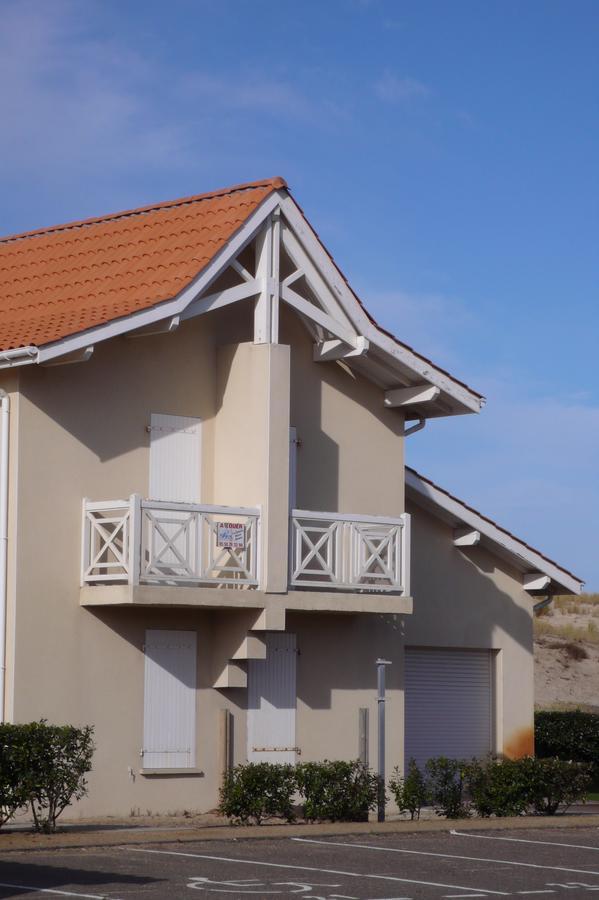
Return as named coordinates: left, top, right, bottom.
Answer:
left=248, top=633, right=297, bottom=764
left=142, top=629, right=197, bottom=769
left=404, top=647, right=493, bottom=771
left=149, top=413, right=201, bottom=502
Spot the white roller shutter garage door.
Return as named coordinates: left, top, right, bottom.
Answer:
left=405, top=648, right=493, bottom=770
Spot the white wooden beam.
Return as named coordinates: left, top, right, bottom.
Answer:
left=270, top=210, right=281, bottom=343
left=254, top=220, right=273, bottom=343
left=42, top=346, right=94, bottom=366
left=126, top=316, right=180, bottom=339
left=281, top=284, right=359, bottom=348
left=523, top=573, right=551, bottom=592
left=313, top=336, right=369, bottom=362
left=384, top=385, right=441, bottom=408
left=181, top=280, right=260, bottom=321
left=281, top=223, right=356, bottom=332
left=280, top=193, right=484, bottom=415
left=454, top=528, right=481, bottom=547
left=230, top=258, right=254, bottom=283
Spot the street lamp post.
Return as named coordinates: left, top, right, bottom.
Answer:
left=376, top=658, right=392, bottom=822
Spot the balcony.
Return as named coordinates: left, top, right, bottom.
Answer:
left=290, top=509, right=409, bottom=594
left=81, top=497, right=411, bottom=615
left=82, top=497, right=260, bottom=588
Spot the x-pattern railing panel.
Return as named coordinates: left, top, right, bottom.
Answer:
left=350, top=523, right=401, bottom=586
left=291, top=517, right=342, bottom=585
left=143, top=510, right=196, bottom=579
left=82, top=502, right=131, bottom=582
left=290, top=509, right=409, bottom=593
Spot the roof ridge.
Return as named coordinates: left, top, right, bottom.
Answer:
left=0, top=177, right=287, bottom=246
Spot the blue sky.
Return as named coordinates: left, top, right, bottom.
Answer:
left=1, top=0, right=598, bottom=587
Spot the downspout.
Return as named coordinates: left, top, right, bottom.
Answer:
left=0, top=390, right=9, bottom=722
left=533, top=592, right=553, bottom=614
left=403, top=415, right=426, bottom=437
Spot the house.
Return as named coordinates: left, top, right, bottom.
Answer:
left=0, top=177, right=583, bottom=817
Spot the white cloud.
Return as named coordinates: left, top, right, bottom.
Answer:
left=0, top=0, right=188, bottom=176
left=181, top=72, right=317, bottom=121
left=375, top=72, right=431, bottom=103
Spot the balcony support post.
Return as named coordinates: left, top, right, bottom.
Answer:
left=128, top=493, right=141, bottom=586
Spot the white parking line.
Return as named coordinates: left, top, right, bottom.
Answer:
left=0, top=884, right=122, bottom=899
left=292, top=837, right=599, bottom=878
left=451, top=830, right=599, bottom=852
left=127, top=847, right=510, bottom=895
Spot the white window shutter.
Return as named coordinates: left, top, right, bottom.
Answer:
left=248, top=633, right=297, bottom=764
left=149, top=413, right=201, bottom=502
left=143, top=629, right=197, bottom=769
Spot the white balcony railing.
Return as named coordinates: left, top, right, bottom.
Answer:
left=290, top=509, right=410, bottom=594
left=82, top=496, right=260, bottom=588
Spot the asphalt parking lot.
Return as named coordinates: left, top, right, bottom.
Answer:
left=4, top=826, right=599, bottom=898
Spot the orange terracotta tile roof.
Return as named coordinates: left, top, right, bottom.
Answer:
left=0, top=177, right=286, bottom=351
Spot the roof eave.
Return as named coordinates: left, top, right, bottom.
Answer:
left=405, top=467, right=584, bottom=596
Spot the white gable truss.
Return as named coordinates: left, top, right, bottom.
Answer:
left=0, top=188, right=483, bottom=420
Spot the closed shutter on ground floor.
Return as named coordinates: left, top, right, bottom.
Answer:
left=142, top=629, right=197, bottom=769
left=404, top=647, right=493, bottom=770
left=248, top=632, right=297, bottom=764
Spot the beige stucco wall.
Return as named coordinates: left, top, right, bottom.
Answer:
left=283, top=308, right=405, bottom=517
left=405, top=498, right=535, bottom=758
left=291, top=611, right=405, bottom=774
left=213, top=341, right=290, bottom=591
left=6, top=304, right=413, bottom=816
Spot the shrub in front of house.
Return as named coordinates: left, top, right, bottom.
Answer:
left=218, top=762, right=297, bottom=825
left=425, top=756, right=471, bottom=819
left=412, top=754, right=592, bottom=818
left=296, top=760, right=379, bottom=822
left=20, top=721, right=95, bottom=833
left=0, top=723, right=30, bottom=826
left=0, top=721, right=94, bottom=832
left=464, top=757, right=531, bottom=818
left=389, top=758, right=428, bottom=820
left=518, top=756, right=592, bottom=815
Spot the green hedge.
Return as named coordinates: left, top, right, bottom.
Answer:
left=296, top=760, right=378, bottom=822
left=0, top=721, right=94, bottom=832
left=389, top=755, right=592, bottom=819
left=219, top=760, right=379, bottom=825
left=218, top=763, right=297, bottom=825
left=535, top=710, right=599, bottom=772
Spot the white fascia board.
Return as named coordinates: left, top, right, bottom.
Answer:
left=31, top=192, right=281, bottom=366
left=279, top=194, right=484, bottom=416
left=405, top=468, right=584, bottom=595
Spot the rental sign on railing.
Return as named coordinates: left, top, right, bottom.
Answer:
left=216, top=522, right=246, bottom=550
